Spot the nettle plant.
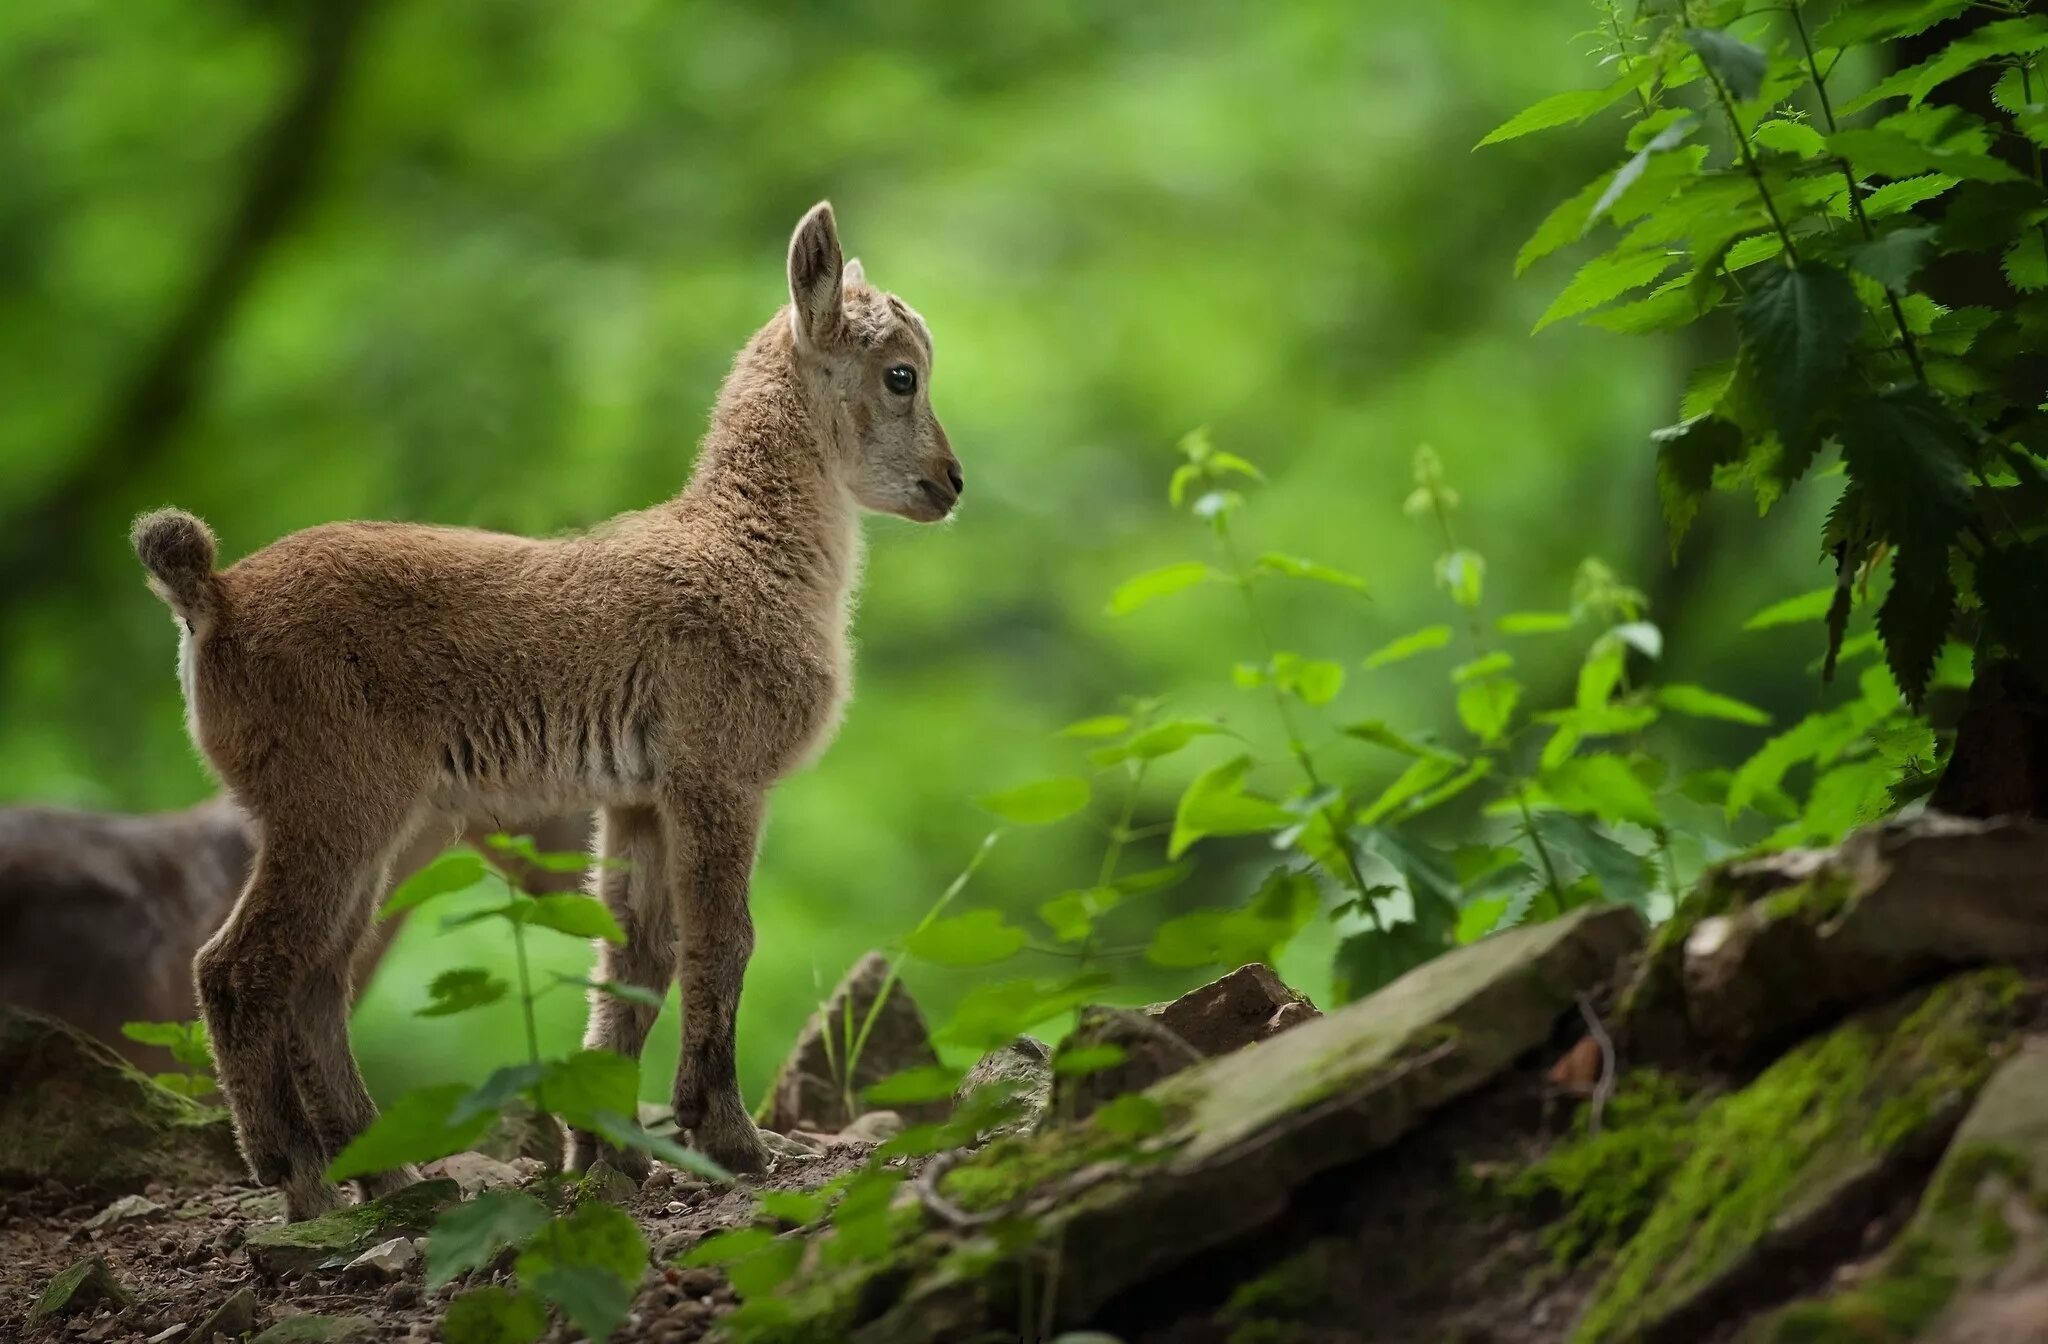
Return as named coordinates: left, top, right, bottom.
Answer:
left=1486, top=0, right=2048, bottom=718
left=120, top=1018, right=216, bottom=1099
left=335, top=836, right=730, bottom=1343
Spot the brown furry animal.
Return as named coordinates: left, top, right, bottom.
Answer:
left=131, top=203, right=959, bottom=1219
left=0, top=797, right=588, bottom=1070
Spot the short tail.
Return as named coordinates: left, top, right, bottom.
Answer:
left=131, top=508, right=221, bottom=625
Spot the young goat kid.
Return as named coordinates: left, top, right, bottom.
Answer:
left=132, top=203, right=960, bottom=1219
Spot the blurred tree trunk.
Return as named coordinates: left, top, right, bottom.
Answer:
left=0, top=0, right=375, bottom=600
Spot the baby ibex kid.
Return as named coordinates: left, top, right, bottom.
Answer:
left=132, top=203, right=960, bottom=1219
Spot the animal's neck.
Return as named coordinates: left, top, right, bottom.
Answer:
left=681, top=319, right=864, bottom=622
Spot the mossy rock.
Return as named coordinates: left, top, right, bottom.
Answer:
left=0, top=1007, right=244, bottom=1195
left=1573, top=969, right=2023, bottom=1343
left=246, top=1178, right=459, bottom=1275
left=27, top=1255, right=133, bottom=1327
left=1750, top=1036, right=2048, bottom=1342
left=731, top=904, right=1645, bottom=1344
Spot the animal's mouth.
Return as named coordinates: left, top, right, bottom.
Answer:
left=915, top=478, right=958, bottom=517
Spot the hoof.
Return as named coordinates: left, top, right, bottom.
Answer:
left=282, top=1176, right=346, bottom=1223
left=354, top=1165, right=423, bottom=1202
left=564, top=1128, right=652, bottom=1183
left=695, top=1120, right=772, bottom=1178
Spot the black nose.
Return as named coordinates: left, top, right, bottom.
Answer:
left=946, top=463, right=964, bottom=495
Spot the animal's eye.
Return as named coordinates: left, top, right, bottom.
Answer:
left=884, top=365, right=917, bottom=396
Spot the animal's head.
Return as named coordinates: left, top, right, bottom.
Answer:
left=786, top=202, right=961, bottom=522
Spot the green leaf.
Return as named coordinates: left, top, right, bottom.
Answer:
left=904, top=910, right=1028, bottom=967
left=1106, top=562, right=1220, bottom=616
left=1095, top=1093, right=1167, bottom=1138
left=581, top=1110, right=734, bottom=1184
left=1657, top=684, right=1772, bottom=726
left=2006, top=234, right=2048, bottom=293
left=1878, top=539, right=1958, bottom=711
left=1846, top=226, right=1940, bottom=294
left=1745, top=587, right=1835, bottom=629
left=1169, top=756, right=1294, bottom=859
left=326, top=1084, right=496, bottom=1181
left=1738, top=263, right=1864, bottom=443
left=1530, top=812, right=1654, bottom=912
left=1476, top=79, right=1637, bottom=148
left=1652, top=416, right=1745, bottom=553
left=1254, top=553, right=1369, bottom=594
left=1587, top=116, right=1698, bottom=227
left=862, top=1064, right=966, bottom=1107
left=442, top=1287, right=547, bottom=1344
left=428, top=1190, right=551, bottom=1289
left=1752, top=119, right=1825, bottom=158
left=381, top=851, right=489, bottom=918
left=1683, top=29, right=1766, bottom=102
left=1456, top=677, right=1521, bottom=746
left=1275, top=656, right=1345, bottom=706
left=1363, top=625, right=1453, bottom=669
left=1058, top=714, right=1131, bottom=740
left=450, top=1064, right=547, bottom=1126
left=684, top=1225, right=778, bottom=1267
left=121, top=1020, right=213, bottom=1072
left=1357, top=755, right=1454, bottom=826
left=1518, top=171, right=1619, bottom=276
left=1053, top=1044, right=1129, bottom=1078
left=757, top=1189, right=829, bottom=1227
left=516, top=895, right=626, bottom=944
left=1860, top=174, right=1960, bottom=220
left=1497, top=611, right=1575, bottom=635
left=1451, top=651, right=1514, bottom=683
left=418, top=968, right=510, bottom=1019
left=537, top=1050, right=639, bottom=1132
left=1841, top=16, right=2048, bottom=114
left=975, top=777, right=1091, bottom=826
left=555, top=975, right=666, bottom=1010
left=1824, top=128, right=2021, bottom=184
left=1092, top=718, right=1227, bottom=766
left=1146, top=870, right=1317, bottom=969
left=484, top=833, right=594, bottom=875
left=1839, top=386, right=1974, bottom=553
left=525, top=1264, right=632, bottom=1341
left=1536, top=249, right=1677, bottom=332
left=1343, top=719, right=1458, bottom=760
left=1816, top=0, right=1969, bottom=48
left=1332, top=921, right=1448, bottom=1002
left=1436, top=550, right=1486, bottom=609
left=517, top=1204, right=647, bottom=1340
left=934, top=974, right=1111, bottom=1052
left=1538, top=754, right=1661, bottom=829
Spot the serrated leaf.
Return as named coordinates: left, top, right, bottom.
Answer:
left=1745, top=587, right=1835, bottom=629
left=513, top=895, right=626, bottom=944
left=904, top=910, right=1028, bottom=967
left=382, top=852, right=489, bottom=918
left=1530, top=812, right=1654, bottom=911
left=418, top=968, right=510, bottom=1018
left=517, top=1205, right=646, bottom=1341
left=327, top=1084, right=496, bottom=1181
left=1826, top=128, right=2021, bottom=183
left=536, top=1050, right=638, bottom=1132
left=442, top=1286, right=547, bottom=1344
left=863, top=1064, right=967, bottom=1107
left=1358, top=755, right=1456, bottom=826
left=1841, top=16, right=2048, bottom=115
left=1738, top=262, right=1864, bottom=443
left=449, top=1063, right=547, bottom=1127
left=2005, top=234, right=2048, bottom=292
left=1860, top=174, right=1960, bottom=220
left=1587, top=116, right=1699, bottom=228
left=1683, top=29, right=1766, bottom=102
left=428, top=1190, right=550, bottom=1289
left=1106, top=562, right=1220, bottom=616
left=1816, top=0, right=1969, bottom=48
left=1169, top=756, right=1294, bottom=859
left=1539, top=754, right=1661, bottom=829
left=1092, top=718, right=1227, bottom=766
left=1753, top=119, right=1825, bottom=158
left=1878, top=539, right=1957, bottom=711
left=975, top=777, right=1090, bottom=825
left=1254, top=552, right=1370, bottom=594
left=1363, top=625, right=1452, bottom=669
left=1846, top=226, right=1939, bottom=294
left=1839, top=386, right=1974, bottom=552
left=1518, top=172, right=1619, bottom=276
left=1343, top=719, right=1459, bottom=760
left=1477, top=80, right=1636, bottom=148
left=1653, top=416, right=1744, bottom=552
left=1456, top=677, right=1521, bottom=746
left=1536, top=249, right=1678, bottom=332
left=581, top=1110, right=734, bottom=1183
left=1658, top=684, right=1772, bottom=726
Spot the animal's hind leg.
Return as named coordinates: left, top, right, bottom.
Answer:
left=566, top=806, right=674, bottom=1179
left=197, top=842, right=356, bottom=1222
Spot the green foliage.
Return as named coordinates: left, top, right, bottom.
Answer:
left=120, top=1019, right=215, bottom=1098
left=1495, top=0, right=2048, bottom=722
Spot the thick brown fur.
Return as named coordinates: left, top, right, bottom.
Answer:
left=131, top=203, right=959, bottom=1219
left=0, top=799, right=587, bottom=1069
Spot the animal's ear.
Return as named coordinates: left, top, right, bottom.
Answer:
left=842, top=256, right=867, bottom=288
left=787, top=201, right=844, bottom=349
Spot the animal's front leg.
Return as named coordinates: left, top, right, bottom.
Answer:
left=565, top=806, right=673, bottom=1181
left=669, top=784, right=771, bottom=1176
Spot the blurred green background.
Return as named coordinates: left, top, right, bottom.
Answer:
left=0, top=0, right=1844, bottom=1104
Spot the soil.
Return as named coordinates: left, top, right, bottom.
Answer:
left=1, top=1144, right=879, bottom=1344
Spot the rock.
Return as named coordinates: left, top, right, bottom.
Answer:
left=0, top=1008, right=245, bottom=1195
left=148, top=1325, right=190, bottom=1344
left=421, top=1151, right=528, bottom=1197
left=767, top=904, right=1645, bottom=1342
left=655, top=1226, right=709, bottom=1262
left=759, top=952, right=947, bottom=1134
left=245, top=1179, right=458, bottom=1276
left=576, top=1157, right=639, bottom=1205
left=188, top=1286, right=258, bottom=1341
left=1625, top=813, right=2048, bottom=1061
left=1573, top=970, right=2022, bottom=1343
left=84, top=1192, right=166, bottom=1229
left=477, top=1098, right=561, bottom=1168
left=27, top=1255, right=133, bottom=1327
left=345, top=1236, right=418, bottom=1279
left=638, top=1100, right=680, bottom=1136
left=247, top=1316, right=378, bottom=1343
left=1152, top=963, right=1317, bottom=1056
left=1054, top=1007, right=1203, bottom=1121
left=956, top=1036, right=1053, bottom=1141
left=1751, top=1032, right=2048, bottom=1342
left=839, top=1109, right=904, bottom=1144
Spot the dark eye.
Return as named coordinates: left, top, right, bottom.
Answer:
left=884, top=365, right=917, bottom=396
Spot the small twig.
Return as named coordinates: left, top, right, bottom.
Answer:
left=1577, top=993, right=1619, bottom=1136
left=914, top=1150, right=1005, bottom=1230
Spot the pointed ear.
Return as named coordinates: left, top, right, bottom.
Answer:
left=842, top=256, right=867, bottom=288
left=787, top=202, right=844, bottom=349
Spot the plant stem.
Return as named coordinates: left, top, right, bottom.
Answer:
left=1698, top=56, right=1802, bottom=265
left=1079, top=761, right=1148, bottom=967
left=1214, top=515, right=1380, bottom=926
left=1789, top=2, right=1928, bottom=380
left=510, top=913, right=548, bottom=1117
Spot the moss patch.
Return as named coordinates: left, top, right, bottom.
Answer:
left=246, top=1179, right=459, bottom=1275
left=1574, top=970, right=2019, bottom=1343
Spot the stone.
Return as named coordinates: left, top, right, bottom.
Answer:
left=247, top=1316, right=377, bottom=1343
left=422, top=1151, right=528, bottom=1198
left=1626, top=813, right=2048, bottom=1061
left=0, top=1007, right=244, bottom=1195
left=1574, top=970, right=2023, bottom=1343
left=345, top=1236, right=418, bottom=1279
left=759, top=952, right=947, bottom=1134
left=477, top=1098, right=561, bottom=1167
left=245, top=1179, right=459, bottom=1276
left=955, top=1036, right=1053, bottom=1141
left=838, top=1109, right=903, bottom=1144
left=1750, top=1033, right=2048, bottom=1343
left=1053, top=1007, right=1204, bottom=1121
left=27, top=1255, right=133, bottom=1327
left=765, top=904, right=1646, bottom=1343
left=188, top=1286, right=258, bottom=1342
left=85, top=1193, right=166, bottom=1229
left=576, top=1157, right=639, bottom=1205
left=1151, top=963, right=1317, bottom=1056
